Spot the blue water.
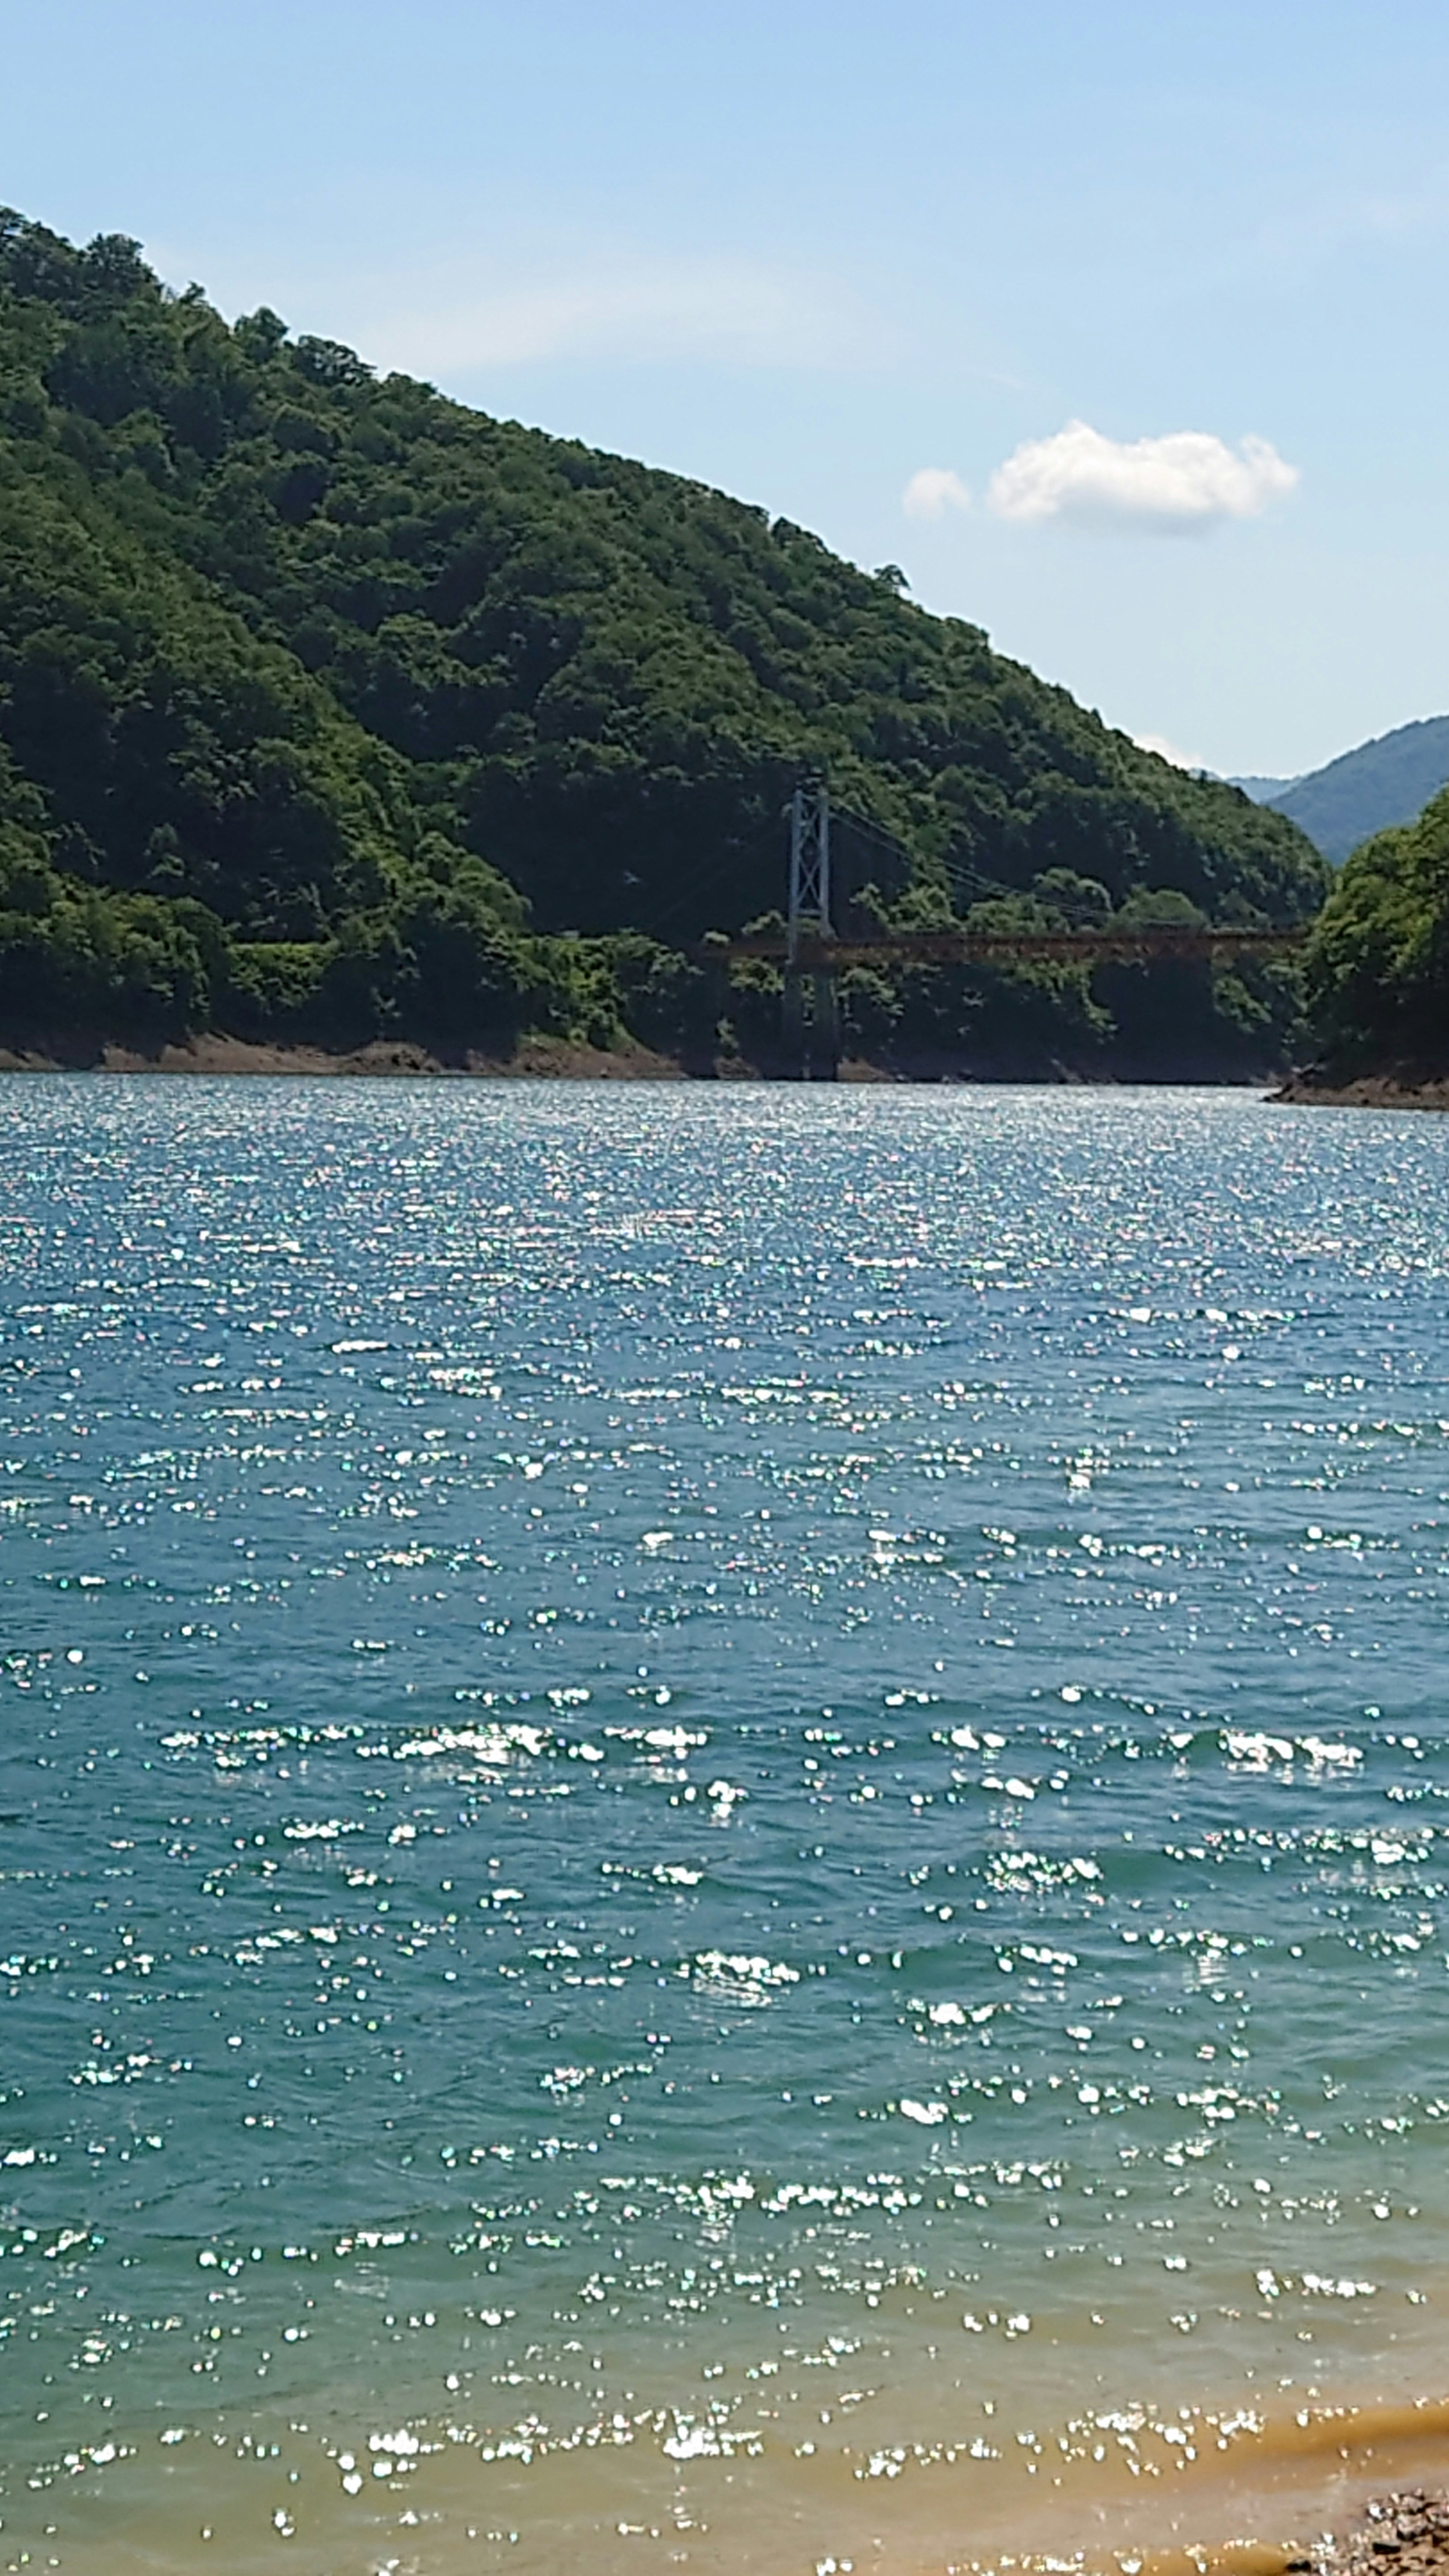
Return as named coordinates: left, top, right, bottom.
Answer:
left=3, top=1078, right=1449, bottom=2576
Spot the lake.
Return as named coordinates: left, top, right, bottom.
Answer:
left=2, top=1076, right=1447, bottom=2576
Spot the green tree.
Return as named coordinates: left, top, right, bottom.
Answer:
left=0, top=205, right=1330, bottom=1073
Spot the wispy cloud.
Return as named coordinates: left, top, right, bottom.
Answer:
left=988, top=421, right=1298, bottom=532
left=215, top=247, right=884, bottom=379
left=1133, top=731, right=1206, bottom=771
left=388, top=255, right=879, bottom=373
left=902, top=465, right=971, bottom=520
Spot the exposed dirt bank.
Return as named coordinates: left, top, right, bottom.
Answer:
left=0, top=1032, right=1287, bottom=1085
left=0, top=1031, right=921, bottom=1081
left=1274, top=1072, right=1449, bottom=1111
left=0, top=1033, right=695, bottom=1080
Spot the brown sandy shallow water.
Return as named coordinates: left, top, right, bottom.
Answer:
left=12, top=2388, right=1449, bottom=2576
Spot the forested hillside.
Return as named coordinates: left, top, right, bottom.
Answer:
left=1305, top=785, right=1449, bottom=1077
left=0, top=210, right=1327, bottom=1071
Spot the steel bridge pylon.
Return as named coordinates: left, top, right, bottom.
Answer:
left=783, top=781, right=840, bottom=1080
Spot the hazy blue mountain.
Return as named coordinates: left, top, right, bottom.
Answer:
left=1232, top=772, right=1298, bottom=800
left=1233, top=716, right=1449, bottom=863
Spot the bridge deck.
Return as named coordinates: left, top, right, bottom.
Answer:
left=703, top=926, right=1307, bottom=969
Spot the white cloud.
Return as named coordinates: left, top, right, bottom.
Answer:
left=1133, top=731, right=1206, bottom=771
left=902, top=465, right=971, bottom=521
left=988, top=420, right=1298, bottom=531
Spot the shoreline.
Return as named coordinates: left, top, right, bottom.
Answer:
left=1273, top=1071, right=1449, bottom=1111
left=0, top=1030, right=899, bottom=1081
left=0, top=1031, right=698, bottom=1081
left=0, top=1030, right=1295, bottom=1086
left=1311, top=2493, right=1449, bottom=2576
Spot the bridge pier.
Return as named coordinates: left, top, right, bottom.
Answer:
left=783, top=964, right=841, bottom=1081
left=784, top=781, right=839, bottom=1080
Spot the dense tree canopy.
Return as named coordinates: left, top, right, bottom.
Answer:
left=1305, top=787, right=1449, bottom=1073
left=0, top=209, right=1328, bottom=1068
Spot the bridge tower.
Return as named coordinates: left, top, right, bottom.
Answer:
left=783, top=781, right=840, bottom=1080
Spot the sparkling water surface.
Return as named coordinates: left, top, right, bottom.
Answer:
left=3, top=1077, right=1449, bottom=2576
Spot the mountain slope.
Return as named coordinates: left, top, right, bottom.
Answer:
left=1235, top=717, right=1449, bottom=864
left=0, top=209, right=1326, bottom=1069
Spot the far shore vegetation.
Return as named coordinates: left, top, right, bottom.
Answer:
left=1, top=209, right=1439, bottom=1087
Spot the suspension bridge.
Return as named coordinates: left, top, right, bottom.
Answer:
left=695, top=782, right=1309, bottom=1078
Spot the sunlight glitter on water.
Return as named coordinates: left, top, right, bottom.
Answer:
left=3, top=1079, right=1449, bottom=2573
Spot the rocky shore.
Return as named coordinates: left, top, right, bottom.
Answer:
left=1274, top=1071, right=1449, bottom=1110
left=1303, top=2491, right=1449, bottom=2576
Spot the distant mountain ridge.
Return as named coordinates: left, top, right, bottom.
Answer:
left=1232, top=772, right=1299, bottom=801
left=1233, top=715, right=1449, bottom=863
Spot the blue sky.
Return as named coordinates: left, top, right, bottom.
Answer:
left=4, top=0, right=1447, bottom=777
